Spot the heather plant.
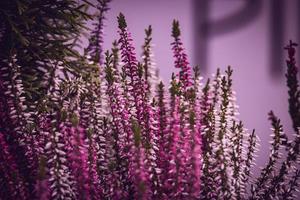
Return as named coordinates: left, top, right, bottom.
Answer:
left=0, top=1, right=300, bottom=200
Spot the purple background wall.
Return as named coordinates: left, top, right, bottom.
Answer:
left=98, top=0, right=299, bottom=174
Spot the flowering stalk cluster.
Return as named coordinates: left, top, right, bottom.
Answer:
left=0, top=3, right=300, bottom=199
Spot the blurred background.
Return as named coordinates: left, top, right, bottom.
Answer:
left=99, top=0, right=300, bottom=174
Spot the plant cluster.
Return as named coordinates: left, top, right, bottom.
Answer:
left=0, top=1, right=299, bottom=199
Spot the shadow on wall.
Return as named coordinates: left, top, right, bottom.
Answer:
left=193, top=0, right=300, bottom=78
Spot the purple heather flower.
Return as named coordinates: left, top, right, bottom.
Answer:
left=129, top=120, right=151, bottom=200
left=143, top=102, right=161, bottom=199
left=166, top=96, right=187, bottom=198
left=43, top=72, right=76, bottom=200
left=186, top=105, right=202, bottom=198
left=142, top=25, right=159, bottom=100
left=0, top=55, right=38, bottom=196
left=86, top=131, right=103, bottom=200
left=68, top=126, right=91, bottom=199
left=46, top=121, right=76, bottom=200
left=105, top=50, right=134, bottom=198
left=117, top=13, right=147, bottom=127
left=171, top=20, right=192, bottom=91
left=155, top=82, right=172, bottom=198
left=130, top=145, right=151, bottom=200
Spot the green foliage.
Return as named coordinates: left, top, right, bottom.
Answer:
left=118, top=13, right=127, bottom=30
left=0, top=0, right=92, bottom=103
left=170, top=73, right=182, bottom=97
left=104, top=51, right=114, bottom=85
left=285, top=40, right=300, bottom=133
left=132, top=120, right=142, bottom=147
left=172, top=20, right=180, bottom=38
